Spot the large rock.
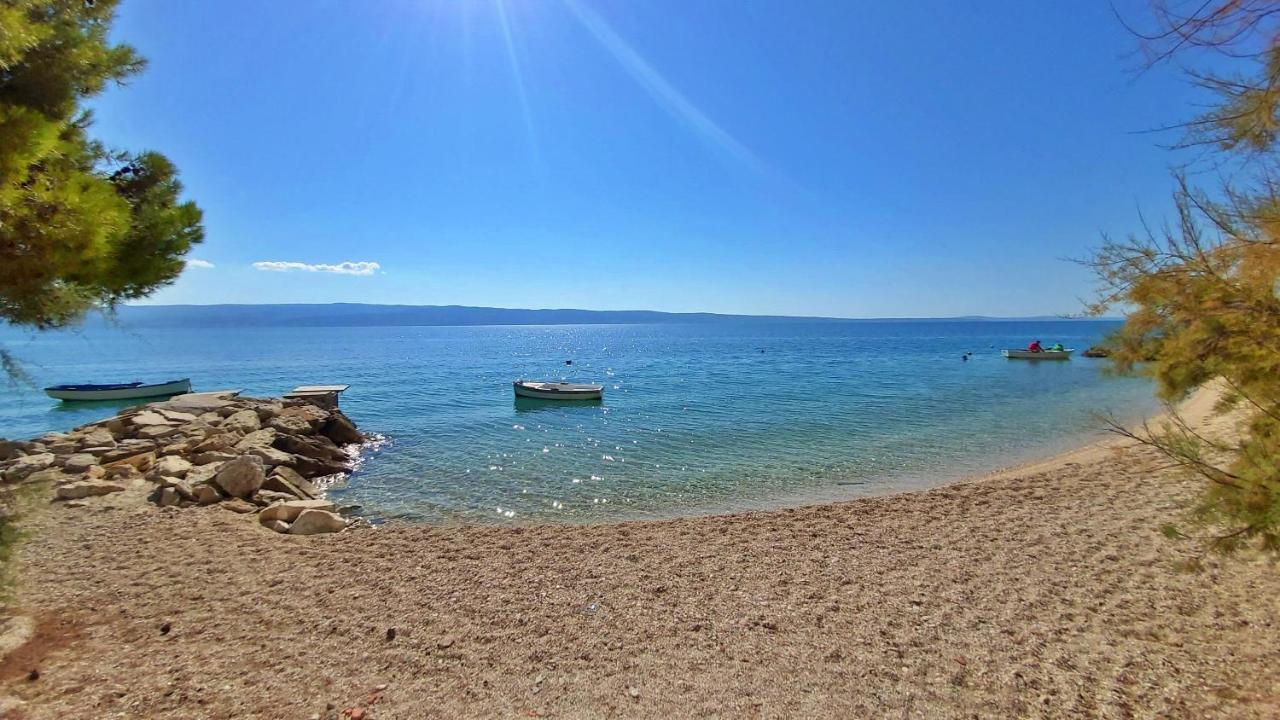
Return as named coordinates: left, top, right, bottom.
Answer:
left=4, top=453, right=55, bottom=482
left=56, top=480, right=127, bottom=500
left=76, top=428, right=116, bottom=449
left=247, top=446, right=295, bottom=468
left=274, top=434, right=346, bottom=462
left=99, top=442, right=156, bottom=464
left=153, top=455, right=193, bottom=479
left=137, top=424, right=181, bottom=441
left=277, top=404, right=329, bottom=429
left=156, top=486, right=181, bottom=507
left=104, top=451, right=155, bottom=474
left=212, top=455, right=265, bottom=499
left=260, top=499, right=336, bottom=523
left=45, top=440, right=77, bottom=455
left=262, top=519, right=291, bottom=533
left=185, top=462, right=224, bottom=486
left=256, top=490, right=298, bottom=505
left=61, top=453, right=98, bottom=474
left=268, top=414, right=313, bottom=435
left=253, top=403, right=283, bottom=422
left=159, top=392, right=239, bottom=414
left=157, top=408, right=199, bottom=424
left=263, top=467, right=318, bottom=499
left=194, top=483, right=223, bottom=505
left=130, top=410, right=176, bottom=427
left=191, top=451, right=236, bottom=466
left=193, top=434, right=237, bottom=453
left=0, top=440, right=30, bottom=461
left=158, top=477, right=196, bottom=500
left=288, top=509, right=347, bottom=535
left=322, top=411, right=363, bottom=445
left=234, top=428, right=277, bottom=451
left=290, top=455, right=349, bottom=479
left=222, top=409, right=261, bottom=433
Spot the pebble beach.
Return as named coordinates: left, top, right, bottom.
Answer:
left=0, top=388, right=1276, bottom=719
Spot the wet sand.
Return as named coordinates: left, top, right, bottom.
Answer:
left=3, top=388, right=1279, bottom=719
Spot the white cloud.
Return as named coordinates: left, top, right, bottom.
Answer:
left=252, top=260, right=381, bottom=276
left=186, top=259, right=215, bottom=269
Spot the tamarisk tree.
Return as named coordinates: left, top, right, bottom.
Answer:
left=1091, top=1, right=1280, bottom=555
left=0, top=0, right=203, bottom=334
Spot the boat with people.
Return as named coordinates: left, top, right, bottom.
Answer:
left=1003, top=339, right=1073, bottom=360
left=43, top=378, right=193, bottom=401
left=1003, top=348, right=1074, bottom=360
left=512, top=380, right=604, bottom=400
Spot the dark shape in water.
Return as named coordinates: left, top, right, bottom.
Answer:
left=514, top=396, right=603, bottom=413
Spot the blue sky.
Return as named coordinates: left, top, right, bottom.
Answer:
left=94, top=0, right=1209, bottom=317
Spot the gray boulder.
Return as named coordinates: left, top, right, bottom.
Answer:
left=0, top=440, right=30, bottom=461
left=136, top=425, right=181, bottom=441
left=157, top=486, right=181, bottom=507
left=61, top=454, right=98, bottom=474
left=76, top=428, right=116, bottom=449
left=260, top=499, right=336, bottom=523
left=321, top=411, right=363, bottom=445
left=288, top=509, right=347, bottom=535
left=222, top=409, right=261, bottom=433
left=4, top=453, right=55, bottom=482
left=268, top=414, right=312, bottom=435
left=193, top=434, right=237, bottom=453
left=212, top=455, right=265, bottom=499
left=234, top=428, right=277, bottom=451
left=153, top=455, right=193, bottom=478
left=246, top=446, right=294, bottom=468
left=194, top=483, right=223, bottom=505
left=191, top=451, right=236, bottom=466
left=56, top=481, right=127, bottom=500
left=263, top=468, right=317, bottom=499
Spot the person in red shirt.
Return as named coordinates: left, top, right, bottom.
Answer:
left=1027, top=339, right=1043, bottom=353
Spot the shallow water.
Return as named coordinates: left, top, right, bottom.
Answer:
left=0, top=320, right=1156, bottom=523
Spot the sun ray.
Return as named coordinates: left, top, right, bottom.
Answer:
left=562, top=0, right=768, bottom=175
left=494, top=0, right=540, bottom=161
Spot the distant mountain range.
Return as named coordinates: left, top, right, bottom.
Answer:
left=36, top=304, right=1108, bottom=329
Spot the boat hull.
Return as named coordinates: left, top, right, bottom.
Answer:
left=1002, top=350, right=1074, bottom=360
left=513, top=381, right=604, bottom=401
left=44, top=378, right=192, bottom=401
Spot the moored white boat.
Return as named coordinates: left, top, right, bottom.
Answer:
left=513, top=380, right=604, bottom=400
left=1002, top=349, right=1074, bottom=360
left=44, top=378, right=193, bottom=401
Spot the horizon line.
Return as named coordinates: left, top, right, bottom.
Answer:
left=117, top=302, right=1115, bottom=322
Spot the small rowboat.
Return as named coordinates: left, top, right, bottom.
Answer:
left=513, top=380, right=604, bottom=401
left=44, top=378, right=192, bottom=401
left=1002, top=349, right=1074, bottom=360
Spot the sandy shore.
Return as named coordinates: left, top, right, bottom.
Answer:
left=2, top=389, right=1278, bottom=719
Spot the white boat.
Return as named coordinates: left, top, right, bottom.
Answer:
left=44, top=378, right=193, bottom=401
left=513, top=380, right=604, bottom=400
left=1002, top=349, right=1074, bottom=360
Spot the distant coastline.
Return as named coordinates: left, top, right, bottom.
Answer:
left=14, top=303, right=1121, bottom=329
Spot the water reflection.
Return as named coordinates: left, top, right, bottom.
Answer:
left=513, top=396, right=604, bottom=413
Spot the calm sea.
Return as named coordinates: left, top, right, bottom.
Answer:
left=0, top=320, right=1156, bottom=523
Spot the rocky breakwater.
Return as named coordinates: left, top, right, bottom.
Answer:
left=0, top=392, right=370, bottom=536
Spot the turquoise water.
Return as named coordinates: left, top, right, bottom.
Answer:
left=0, top=321, right=1156, bottom=523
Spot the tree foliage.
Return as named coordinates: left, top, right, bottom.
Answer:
left=0, top=0, right=203, bottom=330
left=1092, top=1, right=1280, bottom=554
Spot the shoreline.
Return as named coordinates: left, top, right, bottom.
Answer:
left=3, top=385, right=1278, bottom=718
